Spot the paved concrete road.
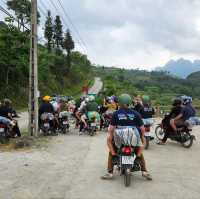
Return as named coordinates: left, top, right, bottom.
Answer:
left=88, top=77, right=103, bottom=95
left=0, top=124, right=200, bottom=199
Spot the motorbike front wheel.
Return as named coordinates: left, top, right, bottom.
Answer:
left=181, top=131, right=194, bottom=148
left=155, top=125, right=165, bottom=140
left=124, top=169, right=131, bottom=187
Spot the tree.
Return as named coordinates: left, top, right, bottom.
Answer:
left=63, top=29, right=75, bottom=71
left=44, top=10, right=53, bottom=52
left=53, top=15, right=63, bottom=50
left=7, top=0, right=40, bottom=31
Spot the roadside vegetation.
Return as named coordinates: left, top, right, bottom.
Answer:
left=0, top=0, right=93, bottom=108
left=95, top=67, right=200, bottom=115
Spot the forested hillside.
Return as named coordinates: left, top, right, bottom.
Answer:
left=0, top=0, right=93, bottom=108
left=95, top=67, right=200, bottom=106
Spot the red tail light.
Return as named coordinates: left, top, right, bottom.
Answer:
left=122, top=147, right=132, bottom=155
left=0, top=124, right=6, bottom=128
left=145, top=126, right=150, bottom=132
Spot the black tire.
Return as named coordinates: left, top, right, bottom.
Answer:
left=124, top=169, right=131, bottom=187
left=181, top=132, right=194, bottom=148
left=145, top=136, right=150, bottom=150
left=155, top=125, right=165, bottom=140
left=89, top=129, right=95, bottom=136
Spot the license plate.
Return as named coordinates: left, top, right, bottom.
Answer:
left=63, top=121, right=68, bottom=125
left=91, top=123, right=96, bottom=127
left=145, top=132, right=151, bottom=137
left=0, top=128, right=5, bottom=133
left=122, top=156, right=135, bottom=165
left=44, top=123, right=50, bottom=128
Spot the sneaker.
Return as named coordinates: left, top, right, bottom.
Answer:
left=142, top=171, right=152, bottom=181
left=157, top=141, right=166, bottom=145
left=101, top=172, right=113, bottom=180
left=79, top=131, right=83, bottom=135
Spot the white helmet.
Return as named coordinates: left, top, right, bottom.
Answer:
left=89, top=95, right=95, bottom=102
left=85, top=98, right=90, bottom=102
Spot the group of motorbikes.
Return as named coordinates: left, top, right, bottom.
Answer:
left=0, top=94, right=198, bottom=188
left=40, top=111, right=70, bottom=136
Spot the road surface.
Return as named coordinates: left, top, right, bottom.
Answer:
left=17, top=77, right=103, bottom=130
left=0, top=123, right=200, bottom=199
left=88, top=77, right=103, bottom=95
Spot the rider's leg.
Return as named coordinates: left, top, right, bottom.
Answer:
left=170, top=119, right=177, bottom=131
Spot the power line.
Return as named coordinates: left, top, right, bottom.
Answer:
left=0, top=4, right=47, bottom=44
left=0, top=4, right=30, bottom=30
left=57, top=0, right=87, bottom=49
left=47, top=0, right=87, bottom=53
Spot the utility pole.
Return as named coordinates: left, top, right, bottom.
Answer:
left=29, top=0, right=38, bottom=136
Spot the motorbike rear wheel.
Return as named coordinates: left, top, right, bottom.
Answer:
left=155, top=125, right=165, bottom=140
left=89, top=129, right=95, bottom=136
left=181, top=131, right=194, bottom=148
left=124, top=169, right=131, bottom=187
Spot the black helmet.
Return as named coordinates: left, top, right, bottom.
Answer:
left=3, top=98, right=12, bottom=107
left=172, top=98, right=182, bottom=106
left=181, top=95, right=192, bottom=105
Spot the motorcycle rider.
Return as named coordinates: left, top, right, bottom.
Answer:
left=101, top=94, right=152, bottom=180
left=170, top=96, right=196, bottom=132
left=0, top=99, right=21, bottom=137
left=140, top=95, right=155, bottom=119
left=133, top=95, right=143, bottom=113
left=80, top=96, right=100, bottom=132
left=39, top=96, right=56, bottom=129
left=140, top=95, right=155, bottom=140
left=158, top=98, right=183, bottom=145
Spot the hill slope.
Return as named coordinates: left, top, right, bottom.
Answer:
left=95, top=67, right=200, bottom=105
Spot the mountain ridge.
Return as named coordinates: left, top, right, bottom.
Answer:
left=155, top=58, right=200, bottom=78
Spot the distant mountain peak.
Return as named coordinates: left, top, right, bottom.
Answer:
left=156, top=58, right=200, bottom=78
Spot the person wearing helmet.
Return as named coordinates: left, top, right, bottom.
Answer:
left=39, top=96, right=55, bottom=127
left=140, top=95, right=155, bottom=119
left=170, top=96, right=196, bottom=132
left=133, top=95, right=143, bottom=113
left=158, top=98, right=183, bottom=145
left=80, top=96, right=100, bottom=133
left=39, top=96, right=54, bottom=116
left=0, top=99, right=21, bottom=137
left=101, top=94, right=152, bottom=180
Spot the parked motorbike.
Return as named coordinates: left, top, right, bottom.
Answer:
left=155, top=114, right=195, bottom=148
left=58, top=111, right=70, bottom=134
left=40, top=113, right=57, bottom=136
left=113, top=146, right=141, bottom=187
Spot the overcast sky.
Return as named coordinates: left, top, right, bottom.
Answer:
left=1, top=0, right=200, bottom=70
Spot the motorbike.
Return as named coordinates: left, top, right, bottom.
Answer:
left=58, top=111, right=70, bottom=134
left=40, top=113, right=57, bottom=136
left=113, top=146, right=141, bottom=187
left=155, top=114, right=195, bottom=148
left=143, top=118, right=154, bottom=150
left=86, top=117, right=99, bottom=136
left=0, top=121, right=10, bottom=144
